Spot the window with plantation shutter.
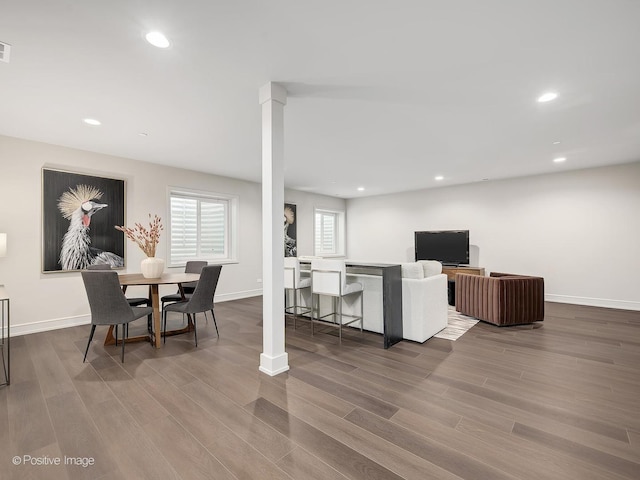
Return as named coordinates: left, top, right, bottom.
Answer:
left=314, top=208, right=345, bottom=256
left=169, top=188, right=238, bottom=266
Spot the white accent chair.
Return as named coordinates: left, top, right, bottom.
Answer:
left=310, top=259, right=363, bottom=343
left=284, top=257, right=311, bottom=328
left=401, top=260, right=448, bottom=342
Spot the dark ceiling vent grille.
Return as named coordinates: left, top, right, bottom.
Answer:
left=0, top=42, right=11, bottom=63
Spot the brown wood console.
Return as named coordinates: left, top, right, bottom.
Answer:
left=442, top=265, right=485, bottom=281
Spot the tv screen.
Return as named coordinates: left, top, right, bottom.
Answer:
left=415, top=230, right=469, bottom=265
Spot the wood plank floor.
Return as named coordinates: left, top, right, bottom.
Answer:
left=1, top=298, right=639, bottom=479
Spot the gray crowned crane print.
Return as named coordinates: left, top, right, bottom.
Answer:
left=57, top=184, right=125, bottom=269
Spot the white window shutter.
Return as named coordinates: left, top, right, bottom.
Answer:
left=169, top=191, right=231, bottom=265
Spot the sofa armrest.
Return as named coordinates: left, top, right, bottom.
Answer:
left=455, top=273, right=500, bottom=321
left=402, top=274, right=448, bottom=342
left=496, top=276, right=544, bottom=323
left=455, top=273, right=544, bottom=325
left=490, top=272, right=517, bottom=278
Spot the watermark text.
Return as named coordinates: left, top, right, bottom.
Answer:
left=12, top=455, right=95, bottom=468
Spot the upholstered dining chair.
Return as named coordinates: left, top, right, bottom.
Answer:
left=284, top=256, right=311, bottom=329
left=161, top=260, right=208, bottom=311
left=162, top=264, right=222, bottom=346
left=86, top=264, right=150, bottom=307
left=87, top=263, right=153, bottom=332
left=81, top=270, right=153, bottom=363
left=310, top=259, right=363, bottom=343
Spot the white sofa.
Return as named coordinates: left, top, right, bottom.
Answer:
left=401, top=260, right=448, bottom=342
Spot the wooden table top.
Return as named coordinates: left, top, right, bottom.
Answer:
left=118, top=272, right=200, bottom=286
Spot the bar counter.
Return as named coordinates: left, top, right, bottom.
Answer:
left=298, top=260, right=403, bottom=349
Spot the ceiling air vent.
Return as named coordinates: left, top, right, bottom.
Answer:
left=0, top=42, right=11, bottom=63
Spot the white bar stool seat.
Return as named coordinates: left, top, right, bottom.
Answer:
left=284, top=257, right=311, bottom=328
left=310, top=259, right=363, bottom=343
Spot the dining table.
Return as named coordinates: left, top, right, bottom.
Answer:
left=103, top=272, right=200, bottom=348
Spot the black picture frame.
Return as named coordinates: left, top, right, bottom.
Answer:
left=42, top=167, right=126, bottom=272
left=284, top=203, right=297, bottom=257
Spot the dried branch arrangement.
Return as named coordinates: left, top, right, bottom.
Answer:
left=115, top=214, right=164, bottom=257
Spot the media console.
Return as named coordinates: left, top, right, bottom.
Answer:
left=442, top=265, right=485, bottom=281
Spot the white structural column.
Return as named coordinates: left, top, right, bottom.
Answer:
left=259, top=82, right=289, bottom=376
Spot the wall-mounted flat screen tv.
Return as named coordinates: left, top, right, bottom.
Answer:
left=415, top=230, right=469, bottom=265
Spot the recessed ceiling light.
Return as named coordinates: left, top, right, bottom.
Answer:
left=145, top=31, right=170, bottom=48
left=138, top=132, right=148, bottom=137
left=553, top=157, right=566, bottom=163
left=83, top=118, right=101, bottom=126
left=435, top=175, right=444, bottom=181
left=357, top=187, right=365, bottom=191
left=537, top=92, right=558, bottom=103
left=553, top=141, right=561, bottom=145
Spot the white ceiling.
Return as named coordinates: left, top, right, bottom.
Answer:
left=2, top=0, right=640, bottom=198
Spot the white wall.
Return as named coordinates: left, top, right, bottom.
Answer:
left=0, top=135, right=345, bottom=334
left=284, top=188, right=345, bottom=257
left=346, top=162, right=640, bottom=310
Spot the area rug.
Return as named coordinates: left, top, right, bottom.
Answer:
left=434, top=307, right=479, bottom=341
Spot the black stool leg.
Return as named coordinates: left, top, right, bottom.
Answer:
left=162, top=310, right=167, bottom=344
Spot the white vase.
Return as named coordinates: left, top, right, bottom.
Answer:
left=141, top=257, right=165, bottom=278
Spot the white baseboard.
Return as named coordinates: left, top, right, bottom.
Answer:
left=11, top=314, right=92, bottom=337
left=259, top=352, right=290, bottom=376
left=9, top=289, right=264, bottom=338
left=13, top=290, right=632, bottom=338
left=215, top=288, right=262, bottom=302
left=546, top=294, right=640, bottom=311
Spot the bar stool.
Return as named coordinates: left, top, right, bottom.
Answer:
left=310, top=259, right=363, bottom=343
left=284, top=257, right=311, bottom=328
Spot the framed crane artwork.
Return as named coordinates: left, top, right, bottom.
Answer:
left=284, top=203, right=297, bottom=257
left=41, top=167, right=126, bottom=273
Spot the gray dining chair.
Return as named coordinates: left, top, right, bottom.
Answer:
left=87, top=264, right=150, bottom=307
left=87, top=263, right=153, bottom=332
left=162, top=265, right=222, bottom=346
left=161, top=260, right=208, bottom=311
left=81, top=270, right=153, bottom=363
